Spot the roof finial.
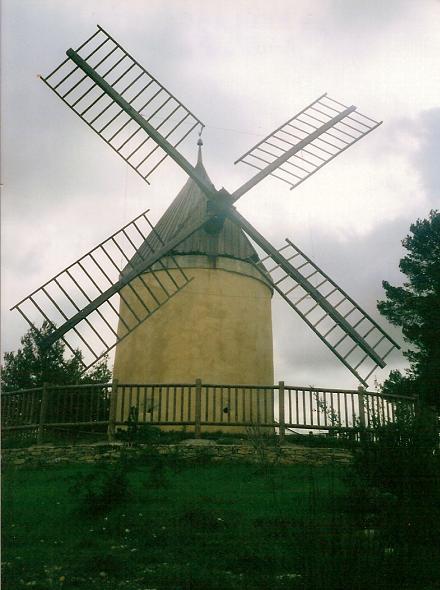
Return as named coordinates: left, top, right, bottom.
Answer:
left=197, top=125, right=204, bottom=165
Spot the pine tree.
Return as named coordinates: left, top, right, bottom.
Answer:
left=1, top=321, right=111, bottom=392
left=378, top=210, right=440, bottom=407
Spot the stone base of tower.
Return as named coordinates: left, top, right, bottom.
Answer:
left=113, top=255, right=274, bottom=434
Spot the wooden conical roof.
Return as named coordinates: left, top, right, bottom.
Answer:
left=132, top=150, right=259, bottom=265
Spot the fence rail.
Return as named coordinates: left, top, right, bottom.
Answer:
left=1, top=380, right=417, bottom=444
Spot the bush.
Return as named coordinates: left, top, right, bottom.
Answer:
left=69, top=460, right=130, bottom=516
left=283, top=431, right=356, bottom=449
left=116, top=417, right=162, bottom=446
left=349, top=402, right=440, bottom=546
left=142, top=453, right=171, bottom=489
left=1, top=431, right=38, bottom=449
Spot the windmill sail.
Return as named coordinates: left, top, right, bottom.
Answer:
left=11, top=210, right=194, bottom=370
left=42, top=25, right=204, bottom=184
left=253, top=238, right=400, bottom=386
left=232, top=94, right=381, bottom=200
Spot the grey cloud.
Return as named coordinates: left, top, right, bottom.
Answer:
left=412, top=108, right=440, bottom=206
left=325, top=0, right=413, bottom=32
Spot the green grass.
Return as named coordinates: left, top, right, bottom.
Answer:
left=2, top=456, right=439, bottom=589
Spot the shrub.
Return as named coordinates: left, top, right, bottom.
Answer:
left=349, top=401, right=440, bottom=546
left=69, top=460, right=130, bottom=516
left=116, top=419, right=162, bottom=446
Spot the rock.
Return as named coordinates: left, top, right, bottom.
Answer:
left=177, top=438, right=215, bottom=446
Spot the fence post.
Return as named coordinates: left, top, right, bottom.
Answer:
left=278, top=381, right=286, bottom=442
left=37, top=383, right=49, bottom=445
left=195, top=378, right=202, bottom=438
left=357, top=386, right=367, bottom=443
left=107, top=379, right=118, bottom=443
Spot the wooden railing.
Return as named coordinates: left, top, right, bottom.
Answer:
left=1, top=380, right=417, bottom=444
left=1, top=383, right=113, bottom=444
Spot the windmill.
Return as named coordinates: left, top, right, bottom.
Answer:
left=12, top=25, right=400, bottom=429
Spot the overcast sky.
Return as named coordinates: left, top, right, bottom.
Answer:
left=2, top=0, right=439, bottom=389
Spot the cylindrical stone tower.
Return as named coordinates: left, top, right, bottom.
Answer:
left=113, top=147, right=274, bottom=432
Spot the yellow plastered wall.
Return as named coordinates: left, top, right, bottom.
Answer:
left=113, top=256, right=274, bottom=432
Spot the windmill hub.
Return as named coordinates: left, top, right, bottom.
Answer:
left=203, top=212, right=226, bottom=235
left=204, top=197, right=228, bottom=235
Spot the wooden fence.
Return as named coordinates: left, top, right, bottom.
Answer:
left=1, top=380, right=416, bottom=444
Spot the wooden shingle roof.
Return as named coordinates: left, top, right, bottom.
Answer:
left=131, top=151, right=259, bottom=266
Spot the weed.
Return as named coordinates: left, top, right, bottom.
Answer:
left=69, top=460, right=129, bottom=516
left=116, top=422, right=162, bottom=446
left=246, top=424, right=283, bottom=462
left=142, top=454, right=171, bottom=489
left=2, top=431, right=38, bottom=449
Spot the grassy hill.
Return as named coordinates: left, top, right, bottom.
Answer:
left=2, top=448, right=439, bottom=589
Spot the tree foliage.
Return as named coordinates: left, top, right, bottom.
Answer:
left=378, top=210, right=440, bottom=406
left=1, top=321, right=111, bottom=392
